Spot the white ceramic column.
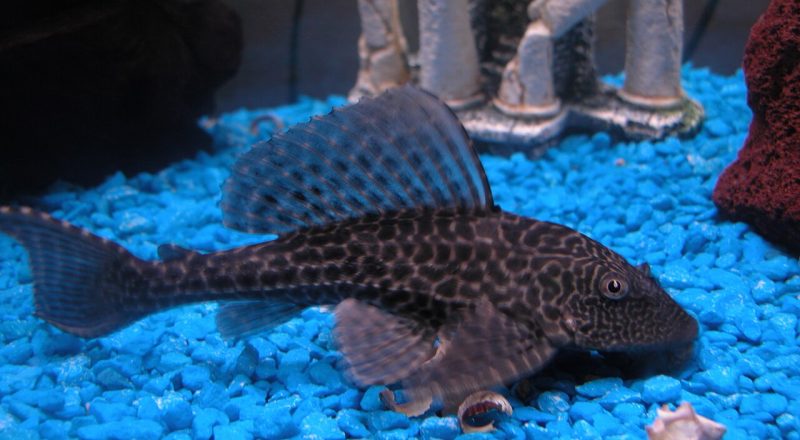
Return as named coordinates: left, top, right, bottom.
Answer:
left=418, top=0, right=483, bottom=109
left=350, top=0, right=410, bottom=100
left=495, top=0, right=606, bottom=117
left=619, top=0, right=684, bottom=108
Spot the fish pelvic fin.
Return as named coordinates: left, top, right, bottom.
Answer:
left=404, top=299, right=557, bottom=410
left=0, top=206, right=149, bottom=338
left=334, top=298, right=438, bottom=386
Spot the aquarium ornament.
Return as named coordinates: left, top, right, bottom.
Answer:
left=351, top=0, right=704, bottom=153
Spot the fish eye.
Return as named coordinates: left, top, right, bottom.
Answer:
left=600, top=274, right=628, bottom=300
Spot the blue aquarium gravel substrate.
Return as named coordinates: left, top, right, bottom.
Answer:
left=1, top=66, right=799, bottom=440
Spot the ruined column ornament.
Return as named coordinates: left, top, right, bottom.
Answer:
left=350, top=0, right=704, bottom=153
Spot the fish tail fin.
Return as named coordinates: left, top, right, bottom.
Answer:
left=0, top=206, right=150, bottom=338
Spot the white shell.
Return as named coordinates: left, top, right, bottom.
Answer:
left=457, top=390, right=513, bottom=433
left=646, top=402, right=726, bottom=440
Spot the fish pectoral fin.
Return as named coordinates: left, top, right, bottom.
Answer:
left=403, top=299, right=557, bottom=410
left=157, top=244, right=198, bottom=261
left=333, top=298, right=437, bottom=386
left=216, top=300, right=306, bottom=340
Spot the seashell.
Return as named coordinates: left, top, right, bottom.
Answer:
left=646, top=402, right=726, bottom=440
left=457, top=390, right=513, bottom=433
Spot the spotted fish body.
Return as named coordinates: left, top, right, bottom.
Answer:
left=0, top=86, right=697, bottom=408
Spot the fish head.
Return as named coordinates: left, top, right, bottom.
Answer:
left=558, top=248, right=698, bottom=353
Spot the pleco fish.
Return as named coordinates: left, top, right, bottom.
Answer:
left=0, top=86, right=697, bottom=412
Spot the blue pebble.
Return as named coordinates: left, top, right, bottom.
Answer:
left=225, top=374, right=250, bottom=397
left=695, top=366, right=739, bottom=395
left=642, top=375, right=682, bottom=403
left=190, top=343, right=227, bottom=365
left=89, top=400, right=134, bottom=423
left=598, top=387, right=641, bottom=408
left=337, top=409, right=371, bottom=438
left=0, top=338, right=32, bottom=364
left=761, top=256, right=793, bottom=281
left=292, top=396, right=324, bottom=426
left=309, top=362, right=343, bottom=389
left=322, top=394, right=341, bottom=410
left=13, top=389, right=64, bottom=413
left=569, top=401, right=605, bottom=422
left=301, top=412, right=346, bottom=440
left=572, top=419, right=602, bottom=439
left=376, top=428, right=413, bottom=440
left=39, top=420, right=71, bottom=440
left=158, top=352, right=191, bottom=373
left=214, top=421, right=254, bottom=440
left=575, top=377, right=622, bottom=398
left=592, top=412, right=621, bottom=436
left=513, top=407, right=556, bottom=423
left=420, top=416, right=460, bottom=440
left=754, top=372, right=788, bottom=393
left=269, top=332, right=292, bottom=351
left=650, top=194, right=674, bottom=210
left=180, top=364, right=211, bottom=391
left=659, top=263, right=695, bottom=289
left=255, top=399, right=296, bottom=438
left=737, top=418, right=768, bottom=439
left=591, top=132, right=611, bottom=149
left=739, top=394, right=761, bottom=414
left=715, top=252, right=737, bottom=269
left=297, top=383, right=329, bottom=399
left=224, top=394, right=260, bottom=421
left=693, top=252, right=715, bottom=268
left=162, top=394, right=193, bottom=430
left=338, top=388, right=361, bottom=409
left=767, top=354, right=800, bottom=375
left=768, top=313, right=797, bottom=343
left=56, top=388, right=85, bottom=419
left=93, top=354, right=143, bottom=378
left=193, top=382, right=228, bottom=410
left=246, top=337, right=278, bottom=359
left=537, top=391, right=570, bottom=414
left=761, top=393, right=789, bottom=416
left=77, top=420, right=163, bottom=440
left=360, top=386, right=385, bottom=411
left=233, top=344, right=258, bottom=377
left=136, top=396, right=160, bottom=421
left=705, top=119, right=732, bottom=137
left=611, top=402, right=645, bottom=420
left=41, top=333, right=83, bottom=356
left=280, top=348, right=311, bottom=371
left=777, top=414, right=798, bottom=435
left=732, top=306, right=761, bottom=342
left=368, top=411, right=410, bottom=431
left=95, top=368, right=132, bottom=390
left=163, top=433, right=192, bottom=440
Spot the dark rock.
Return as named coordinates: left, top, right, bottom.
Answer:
left=0, top=0, right=242, bottom=198
left=712, top=0, right=800, bottom=253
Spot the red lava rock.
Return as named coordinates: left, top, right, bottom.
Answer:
left=712, top=0, right=800, bottom=253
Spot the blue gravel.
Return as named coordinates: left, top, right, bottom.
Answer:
left=1, top=67, right=799, bottom=439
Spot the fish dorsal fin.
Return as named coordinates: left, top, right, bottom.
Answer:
left=221, top=85, right=494, bottom=235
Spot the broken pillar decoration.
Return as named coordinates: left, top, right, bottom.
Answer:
left=350, top=0, right=704, bottom=153
left=418, top=0, right=484, bottom=109
left=350, top=0, right=411, bottom=101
